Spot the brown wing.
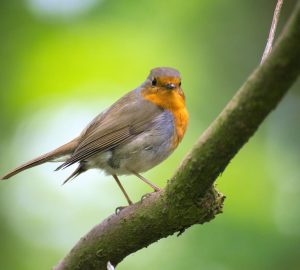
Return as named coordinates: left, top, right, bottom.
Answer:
left=56, top=90, right=163, bottom=170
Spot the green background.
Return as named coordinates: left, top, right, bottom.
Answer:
left=0, top=0, right=300, bottom=269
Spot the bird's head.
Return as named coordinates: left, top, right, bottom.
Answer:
left=141, top=67, right=186, bottom=110
left=145, top=67, right=182, bottom=92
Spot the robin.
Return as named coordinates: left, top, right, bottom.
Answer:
left=1, top=67, right=189, bottom=205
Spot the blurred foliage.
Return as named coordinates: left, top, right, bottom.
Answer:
left=0, top=0, right=300, bottom=269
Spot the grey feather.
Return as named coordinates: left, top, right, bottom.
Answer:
left=56, top=90, right=163, bottom=171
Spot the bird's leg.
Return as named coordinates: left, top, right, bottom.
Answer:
left=112, top=174, right=133, bottom=206
left=130, top=171, right=161, bottom=192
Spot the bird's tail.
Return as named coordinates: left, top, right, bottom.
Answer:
left=1, top=138, right=79, bottom=180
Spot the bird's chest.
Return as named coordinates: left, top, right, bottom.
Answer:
left=142, top=90, right=189, bottom=148
left=170, top=106, right=189, bottom=148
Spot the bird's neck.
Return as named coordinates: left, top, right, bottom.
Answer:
left=142, top=89, right=189, bottom=147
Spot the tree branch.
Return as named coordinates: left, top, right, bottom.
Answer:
left=54, top=1, right=300, bottom=269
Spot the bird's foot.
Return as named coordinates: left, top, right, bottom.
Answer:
left=153, top=186, right=161, bottom=192
left=140, top=193, right=152, bottom=202
left=115, top=199, right=133, bottom=215
left=115, top=206, right=127, bottom=215
left=140, top=188, right=161, bottom=202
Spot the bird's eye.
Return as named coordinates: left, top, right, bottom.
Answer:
left=152, top=78, right=157, bottom=86
left=179, top=82, right=181, bottom=86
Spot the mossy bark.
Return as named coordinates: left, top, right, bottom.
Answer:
left=55, top=187, right=224, bottom=270
left=54, top=2, right=300, bottom=269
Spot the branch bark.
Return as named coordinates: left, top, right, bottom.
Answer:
left=54, top=1, right=300, bottom=269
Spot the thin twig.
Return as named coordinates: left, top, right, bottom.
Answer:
left=261, top=0, right=284, bottom=64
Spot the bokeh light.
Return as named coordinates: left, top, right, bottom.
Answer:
left=26, top=0, right=99, bottom=19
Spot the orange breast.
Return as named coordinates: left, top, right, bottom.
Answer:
left=142, top=88, right=189, bottom=149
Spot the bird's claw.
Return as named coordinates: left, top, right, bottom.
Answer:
left=140, top=189, right=160, bottom=202
left=115, top=206, right=127, bottom=215
left=140, top=193, right=152, bottom=202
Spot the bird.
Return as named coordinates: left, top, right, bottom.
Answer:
left=1, top=67, right=189, bottom=205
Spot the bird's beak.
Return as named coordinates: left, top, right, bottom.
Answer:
left=166, top=83, right=176, bottom=90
